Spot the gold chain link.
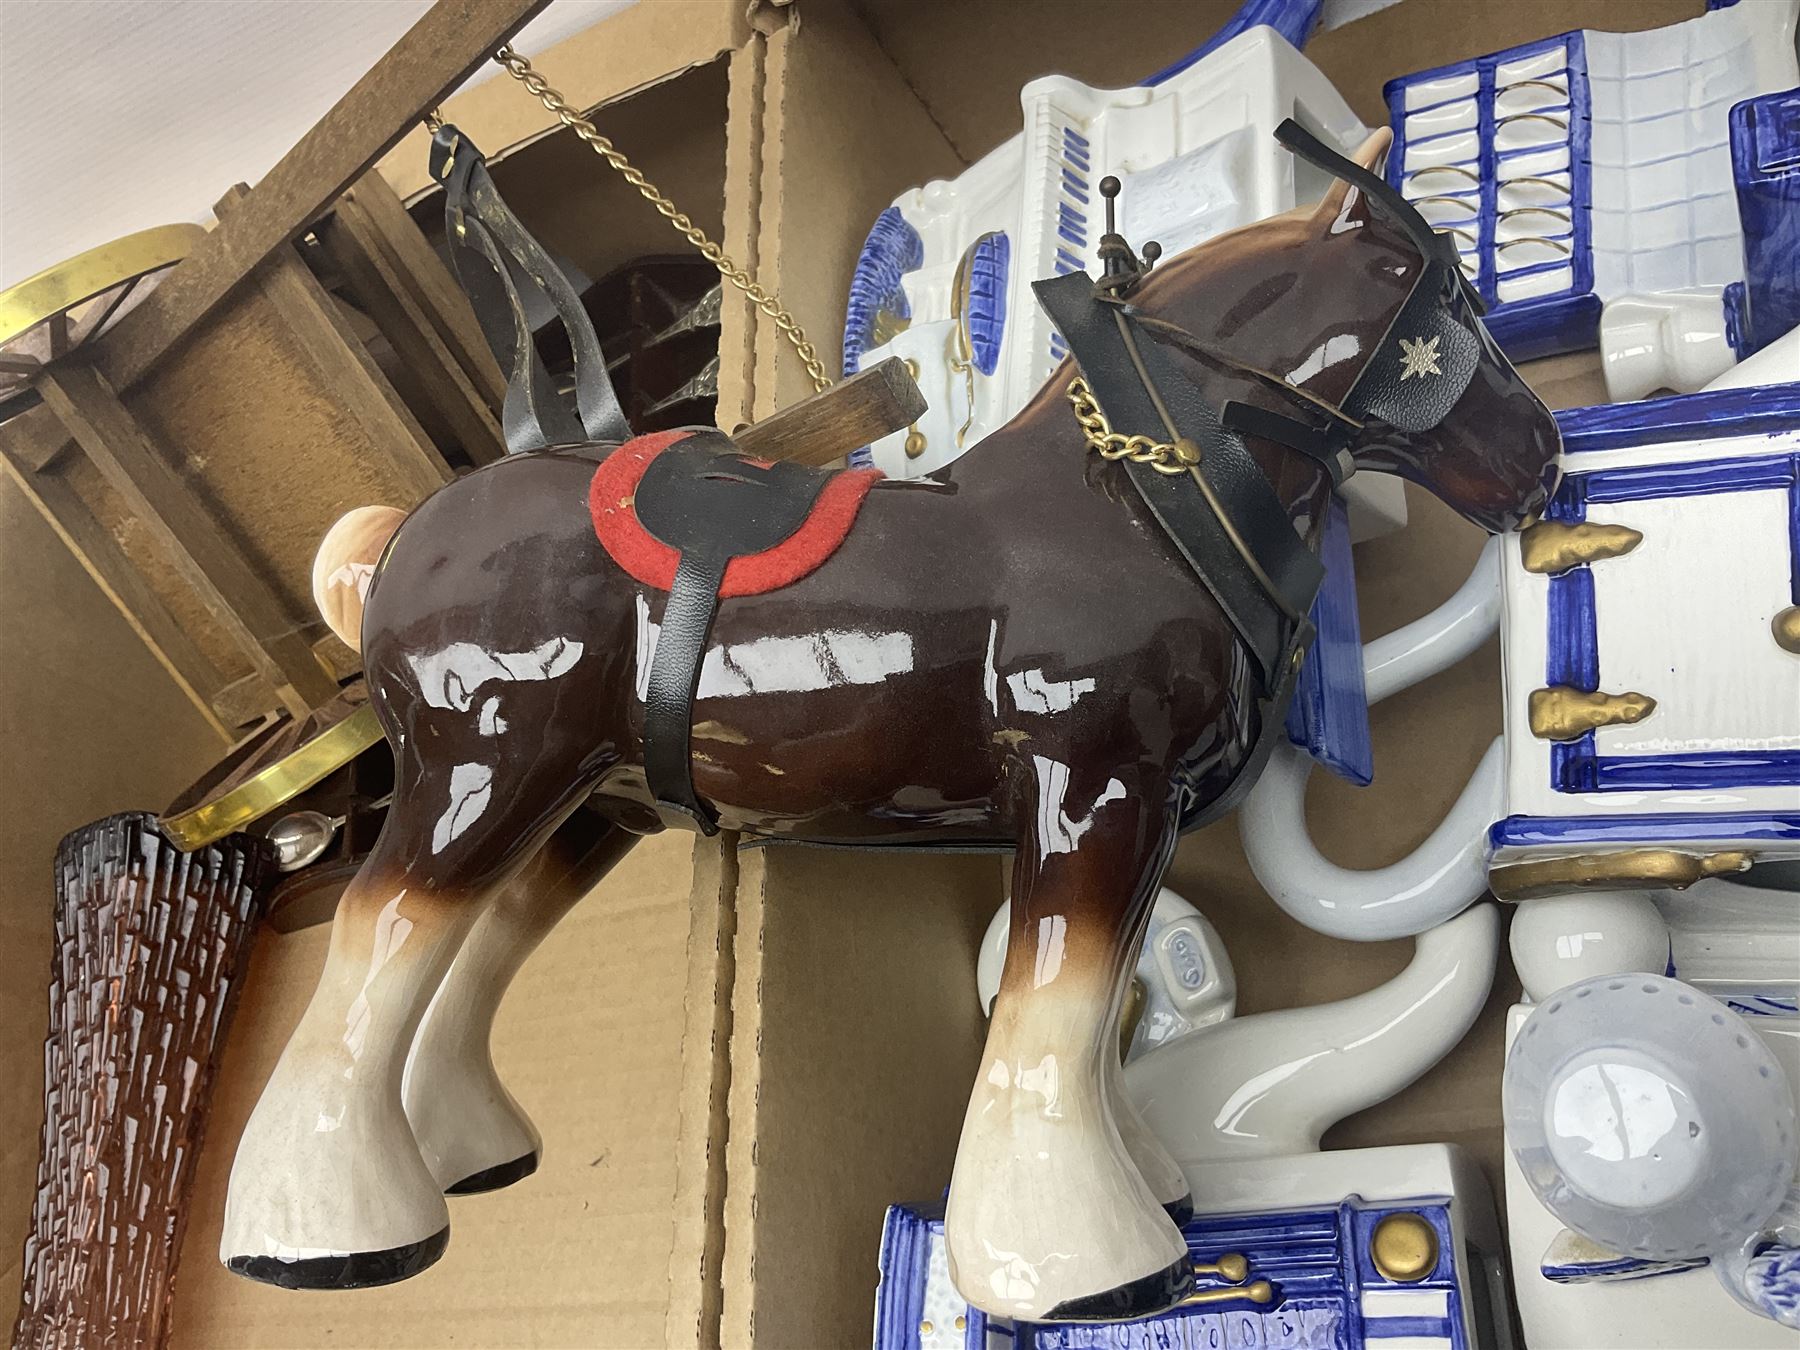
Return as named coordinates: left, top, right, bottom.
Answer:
left=492, top=45, right=832, bottom=394
left=1065, top=376, right=1199, bottom=475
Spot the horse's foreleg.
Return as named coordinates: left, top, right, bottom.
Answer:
left=946, top=767, right=1190, bottom=1322
left=402, top=813, right=636, bottom=1194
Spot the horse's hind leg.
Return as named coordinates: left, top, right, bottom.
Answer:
left=402, top=812, right=636, bottom=1194
left=220, top=749, right=601, bottom=1289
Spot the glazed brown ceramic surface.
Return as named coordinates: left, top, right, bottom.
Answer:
left=223, top=148, right=1560, bottom=1317
left=15, top=815, right=271, bottom=1350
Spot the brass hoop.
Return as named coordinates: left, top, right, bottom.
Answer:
left=0, top=224, right=204, bottom=348
left=1497, top=111, right=1570, bottom=133
left=1499, top=204, right=1574, bottom=226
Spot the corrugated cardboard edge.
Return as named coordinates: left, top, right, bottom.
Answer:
left=719, top=845, right=769, bottom=1347
left=715, top=33, right=769, bottom=432
left=747, top=0, right=963, bottom=419
left=665, top=834, right=742, bottom=1350
left=378, top=0, right=755, bottom=201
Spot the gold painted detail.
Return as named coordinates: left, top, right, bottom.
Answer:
left=1118, top=977, right=1148, bottom=1062
left=158, top=705, right=383, bottom=851
left=1398, top=335, right=1442, bottom=382
left=1067, top=377, right=1200, bottom=475
left=1371, top=1213, right=1439, bottom=1282
left=1179, top=1281, right=1274, bottom=1308
left=1194, top=1253, right=1250, bottom=1284
left=1774, top=605, right=1800, bottom=655
left=1177, top=1252, right=1268, bottom=1307
left=493, top=47, right=830, bottom=395
left=1528, top=686, right=1656, bottom=741
left=1520, top=521, right=1643, bottom=575
left=1489, top=849, right=1753, bottom=902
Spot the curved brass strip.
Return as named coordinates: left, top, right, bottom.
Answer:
left=1405, top=163, right=1481, bottom=188
left=1497, top=235, right=1573, bottom=258
left=1489, top=850, right=1753, bottom=902
left=1520, top=521, right=1643, bottom=574
left=0, top=224, right=205, bottom=347
left=1498, top=174, right=1572, bottom=197
left=1496, top=78, right=1570, bottom=99
left=1497, top=111, right=1570, bottom=132
left=1774, top=605, right=1800, bottom=655
left=1410, top=193, right=1481, bottom=216
left=158, top=704, right=383, bottom=851
left=1528, top=686, right=1656, bottom=741
left=1499, top=204, right=1574, bottom=226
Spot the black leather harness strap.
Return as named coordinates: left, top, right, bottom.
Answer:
left=431, top=125, right=631, bottom=453
left=632, top=434, right=840, bottom=832
left=1034, top=271, right=1321, bottom=694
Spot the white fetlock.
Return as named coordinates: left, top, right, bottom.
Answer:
left=945, top=1047, right=1189, bottom=1321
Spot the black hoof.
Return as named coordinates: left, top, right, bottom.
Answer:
left=225, top=1227, right=449, bottom=1290
left=1043, top=1254, right=1194, bottom=1323
left=446, top=1152, right=539, bottom=1195
left=1163, top=1192, right=1194, bottom=1227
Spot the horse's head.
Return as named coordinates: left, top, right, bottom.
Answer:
left=1124, top=125, right=1560, bottom=533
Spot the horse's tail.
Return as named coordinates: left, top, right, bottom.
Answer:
left=312, top=505, right=407, bottom=652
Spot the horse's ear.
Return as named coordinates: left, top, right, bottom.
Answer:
left=1312, top=128, right=1394, bottom=231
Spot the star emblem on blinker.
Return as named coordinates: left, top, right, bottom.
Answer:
left=1398, top=334, right=1443, bottom=381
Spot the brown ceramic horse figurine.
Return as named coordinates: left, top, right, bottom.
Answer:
left=221, top=130, right=1560, bottom=1321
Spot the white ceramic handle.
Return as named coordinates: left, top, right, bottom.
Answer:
left=1240, top=537, right=1504, bottom=942
left=1126, top=902, right=1500, bottom=1163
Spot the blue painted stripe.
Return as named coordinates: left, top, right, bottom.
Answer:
left=1545, top=567, right=1596, bottom=688
left=1581, top=454, right=1798, bottom=504
left=1057, top=224, right=1085, bottom=247
left=1367, top=1318, right=1456, bottom=1338
left=1062, top=126, right=1090, bottom=149
left=1491, top=812, right=1800, bottom=849
left=1060, top=170, right=1090, bottom=202
left=1592, top=752, right=1800, bottom=791
left=1055, top=247, right=1083, bottom=271
left=1557, top=384, right=1800, bottom=454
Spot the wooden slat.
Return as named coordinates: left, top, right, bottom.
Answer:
left=731, top=357, right=926, bottom=467
left=315, top=194, right=507, bottom=466
left=0, top=439, right=233, bottom=742
left=214, top=182, right=454, bottom=501
left=339, top=168, right=507, bottom=413
left=36, top=361, right=338, bottom=717
left=5, top=403, right=72, bottom=473
left=92, top=0, right=551, bottom=391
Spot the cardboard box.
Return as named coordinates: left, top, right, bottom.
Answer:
left=0, top=1, right=1705, bottom=1347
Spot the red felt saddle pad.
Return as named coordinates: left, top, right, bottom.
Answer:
left=588, top=429, right=884, bottom=597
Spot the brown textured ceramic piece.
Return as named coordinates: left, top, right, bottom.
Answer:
left=14, top=814, right=272, bottom=1350
left=220, top=136, right=1561, bottom=1322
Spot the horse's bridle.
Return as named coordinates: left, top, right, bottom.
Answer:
left=1033, top=119, right=1490, bottom=829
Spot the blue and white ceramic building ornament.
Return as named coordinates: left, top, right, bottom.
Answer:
left=877, top=1151, right=1506, bottom=1350
left=1383, top=0, right=1799, bottom=363
left=839, top=17, right=1410, bottom=544
left=882, top=902, right=1508, bottom=1346
left=1242, top=378, right=1800, bottom=942
left=1731, top=85, right=1800, bottom=358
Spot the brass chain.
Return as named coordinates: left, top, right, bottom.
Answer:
left=1065, top=376, right=1199, bottom=475
left=491, top=45, right=832, bottom=394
